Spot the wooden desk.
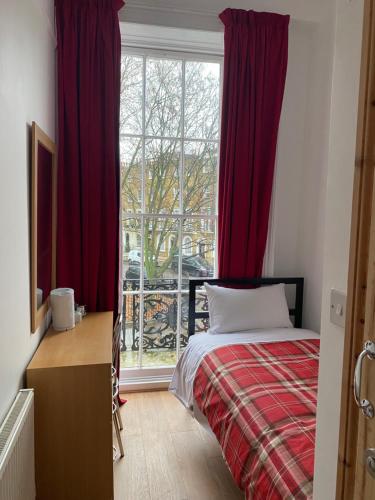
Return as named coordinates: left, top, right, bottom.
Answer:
left=27, top=312, right=114, bottom=500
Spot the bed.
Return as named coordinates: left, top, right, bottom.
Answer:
left=170, top=278, right=320, bottom=500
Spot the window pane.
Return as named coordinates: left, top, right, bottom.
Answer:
left=123, top=218, right=141, bottom=291
left=145, top=58, right=182, bottom=137
left=185, top=61, right=220, bottom=140
left=143, top=293, right=177, bottom=367
left=180, top=293, right=189, bottom=353
left=121, top=137, right=142, bottom=214
left=120, top=55, right=143, bottom=135
left=180, top=290, right=209, bottom=353
left=181, top=218, right=215, bottom=287
left=121, top=293, right=140, bottom=368
left=195, top=290, right=210, bottom=333
left=183, top=141, right=217, bottom=215
left=143, top=217, right=179, bottom=290
left=145, top=139, right=180, bottom=214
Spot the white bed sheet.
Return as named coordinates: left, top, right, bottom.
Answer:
left=169, top=328, right=320, bottom=409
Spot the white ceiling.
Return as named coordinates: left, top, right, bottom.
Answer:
left=120, top=0, right=335, bottom=30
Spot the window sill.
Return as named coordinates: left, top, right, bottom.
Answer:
left=120, top=367, right=173, bottom=392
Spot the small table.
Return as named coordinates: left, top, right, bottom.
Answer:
left=27, top=311, right=114, bottom=500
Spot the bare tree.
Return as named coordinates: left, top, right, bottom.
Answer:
left=120, top=55, right=219, bottom=280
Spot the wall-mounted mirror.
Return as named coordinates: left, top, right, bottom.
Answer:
left=31, top=122, right=57, bottom=333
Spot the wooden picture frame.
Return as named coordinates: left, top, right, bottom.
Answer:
left=31, top=122, right=57, bottom=333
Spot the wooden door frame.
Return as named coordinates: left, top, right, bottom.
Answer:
left=336, top=0, right=375, bottom=498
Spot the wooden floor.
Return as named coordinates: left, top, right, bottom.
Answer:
left=114, top=391, right=244, bottom=500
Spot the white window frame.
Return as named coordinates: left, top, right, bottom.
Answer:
left=120, top=25, right=223, bottom=388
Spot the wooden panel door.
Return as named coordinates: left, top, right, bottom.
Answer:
left=337, top=0, right=375, bottom=498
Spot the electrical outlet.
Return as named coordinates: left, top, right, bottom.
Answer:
left=330, top=289, right=346, bottom=328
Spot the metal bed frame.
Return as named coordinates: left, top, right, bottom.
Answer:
left=188, top=277, right=304, bottom=338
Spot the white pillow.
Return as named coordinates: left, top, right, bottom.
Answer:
left=204, top=282, right=293, bottom=334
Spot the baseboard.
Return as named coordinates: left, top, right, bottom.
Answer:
left=119, top=375, right=171, bottom=392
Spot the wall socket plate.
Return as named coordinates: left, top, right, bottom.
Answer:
left=330, top=289, right=346, bottom=328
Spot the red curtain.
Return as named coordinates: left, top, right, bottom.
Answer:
left=55, top=0, right=124, bottom=312
left=218, top=9, right=289, bottom=279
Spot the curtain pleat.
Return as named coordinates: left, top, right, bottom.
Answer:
left=55, top=0, right=124, bottom=312
left=218, top=8, right=289, bottom=278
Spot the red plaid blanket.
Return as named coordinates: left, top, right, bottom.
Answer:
left=193, top=339, right=320, bottom=500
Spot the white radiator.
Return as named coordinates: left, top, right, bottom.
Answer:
left=0, top=389, right=35, bottom=500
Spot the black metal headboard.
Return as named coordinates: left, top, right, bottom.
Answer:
left=188, top=277, right=304, bottom=337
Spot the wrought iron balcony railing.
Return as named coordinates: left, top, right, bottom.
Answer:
left=121, top=279, right=209, bottom=354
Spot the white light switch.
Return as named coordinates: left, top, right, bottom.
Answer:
left=330, top=289, right=346, bottom=327
left=336, top=304, right=343, bottom=316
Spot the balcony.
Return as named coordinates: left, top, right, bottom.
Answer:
left=121, top=279, right=209, bottom=368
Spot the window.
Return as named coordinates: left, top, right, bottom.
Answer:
left=182, top=236, right=193, bottom=256
left=120, top=48, right=221, bottom=370
left=158, top=235, right=166, bottom=252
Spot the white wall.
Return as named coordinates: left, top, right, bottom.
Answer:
left=313, top=0, right=365, bottom=498
left=272, top=16, right=334, bottom=332
left=0, top=0, right=55, bottom=422
left=121, top=0, right=336, bottom=332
